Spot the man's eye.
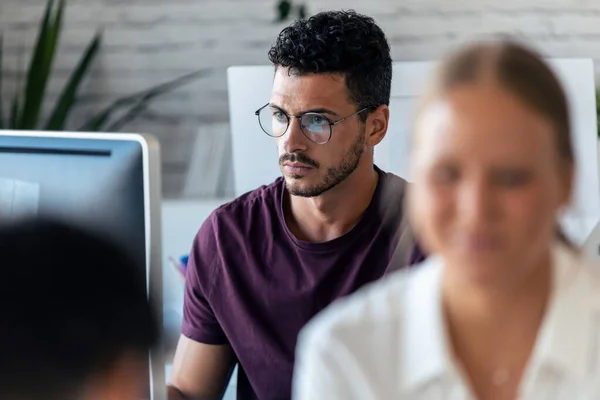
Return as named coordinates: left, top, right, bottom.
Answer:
left=312, top=115, right=326, bottom=124
left=272, top=111, right=287, bottom=122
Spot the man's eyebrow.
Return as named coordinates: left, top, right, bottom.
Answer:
left=304, top=108, right=339, bottom=116
left=268, top=103, right=339, bottom=117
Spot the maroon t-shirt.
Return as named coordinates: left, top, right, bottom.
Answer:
left=182, top=167, right=424, bottom=400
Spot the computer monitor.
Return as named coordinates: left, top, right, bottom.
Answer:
left=0, top=130, right=166, bottom=400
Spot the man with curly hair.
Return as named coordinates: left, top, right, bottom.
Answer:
left=168, top=10, right=424, bottom=400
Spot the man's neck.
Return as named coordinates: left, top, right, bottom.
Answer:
left=285, top=164, right=379, bottom=243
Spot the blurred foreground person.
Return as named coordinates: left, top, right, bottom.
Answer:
left=0, top=218, right=159, bottom=400
left=293, top=39, right=600, bottom=399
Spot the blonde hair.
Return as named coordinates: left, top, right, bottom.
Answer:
left=415, top=38, right=573, bottom=163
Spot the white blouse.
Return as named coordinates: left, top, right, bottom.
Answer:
left=292, top=244, right=600, bottom=399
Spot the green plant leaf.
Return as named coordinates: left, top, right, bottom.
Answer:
left=276, top=0, right=292, bottom=22
left=0, top=33, right=4, bottom=129
left=297, top=3, right=308, bottom=19
left=10, top=95, right=20, bottom=129
left=45, top=32, right=101, bottom=131
left=79, top=69, right=207, bottom=131
left=105, top=101, right=150, bottom=132
left=19, top=0, right=64, bottom=129
left=9, top=38, right=26, bottom=129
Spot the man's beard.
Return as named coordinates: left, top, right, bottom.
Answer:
left=280, top=131, right=365, bottom=198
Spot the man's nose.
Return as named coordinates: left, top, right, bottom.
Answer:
left=280, top=117, right=309, bottom=154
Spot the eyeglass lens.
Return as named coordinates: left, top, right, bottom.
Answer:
left=258, top=107, right=331, bottom=143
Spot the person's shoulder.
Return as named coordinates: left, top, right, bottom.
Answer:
left=188, top=178, right=285, bottom=280
left=299, top=256, right=440, bottom=349
left=377, top=167, right=409, bottom=196
left=211, top=177, right=283, bottom=221
left=214, top=177, right=283, bottom=218
left=374, top=167, right=409, bottom=219
left=191, top=177, right=283, bottom=249
left=379, top=168, right=408, bottom=184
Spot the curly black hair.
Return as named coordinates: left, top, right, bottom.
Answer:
left=268, top=10, right=392, bottom=121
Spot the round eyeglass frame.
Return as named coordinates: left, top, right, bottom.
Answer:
left=254, top=103, right=373, bottom=145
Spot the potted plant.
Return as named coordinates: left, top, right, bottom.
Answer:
left=276, top=0, right=308, bottom=22
left=0, top=0, right=204, bottom=132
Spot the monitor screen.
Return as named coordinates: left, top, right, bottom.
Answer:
left=0, top=135, right=146, bottom=268
left=0, top=131, right=164, bottom=400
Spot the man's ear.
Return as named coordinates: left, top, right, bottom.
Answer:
left=365, top=104, right=390, bottom=147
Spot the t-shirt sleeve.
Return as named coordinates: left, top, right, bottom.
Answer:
left=181, top=213, right=229, bottom=345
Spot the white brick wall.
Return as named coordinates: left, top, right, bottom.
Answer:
left=2, top=0, right=600, bottom=197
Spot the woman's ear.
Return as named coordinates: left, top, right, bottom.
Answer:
left=365, top=104, right=390, bottom=147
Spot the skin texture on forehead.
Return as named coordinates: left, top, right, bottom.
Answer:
left=270, top=69, right=352, bottom=114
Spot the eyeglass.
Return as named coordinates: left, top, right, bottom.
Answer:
left=254, top=103, right=372, bottom=144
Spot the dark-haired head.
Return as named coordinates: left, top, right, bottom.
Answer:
left=266, top=10, right=393, bottom=198
left=407, top=38, right=575, bottom=285
left=268, top=9, right=392, bottom=115
left=0, top=217, right=159, bottom=399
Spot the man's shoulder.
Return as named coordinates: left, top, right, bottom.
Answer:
left=377, top=168, right=409, bottom=198
left=209, top=177, right=284, bottom=224
left=192, top=177, right=283, bottom=253
left=373, top=167, right=410, bottom=220
left=189, top=177, right=284, bottom=268
left=379, top=168, right=408, bottom=185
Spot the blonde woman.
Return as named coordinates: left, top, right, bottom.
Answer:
left=292, top=39, right=600, bottom=400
